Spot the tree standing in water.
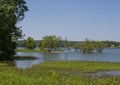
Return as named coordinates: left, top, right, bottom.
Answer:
left=40, top=35, right=62, bottom=52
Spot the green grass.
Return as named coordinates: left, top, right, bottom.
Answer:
left=15, top=49, right=41, bottom=52
left=35, top=61, right=120, bottom=72
left=16, top=49, right=63, bottom=53
left=0, top=61, right=120, bottom=85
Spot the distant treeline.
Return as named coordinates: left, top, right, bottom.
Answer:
left=17, top=39, right=81, bottom=48
left=17, top=39, right=120, bottom=48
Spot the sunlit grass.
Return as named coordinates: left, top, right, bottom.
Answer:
left=0, top=61, right=120, bottom=85
left=16, top=49, right=63, bottom=53
left=15, top=49, right=41, bottom=52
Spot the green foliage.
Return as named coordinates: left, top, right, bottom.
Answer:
left=0, top=0, right=28, bottom=60
left=73, top=39, right=106, bottom=53
left=73, top=43, right=82, bottom=51
left=25, top=37, right=35, bottom=49
left=73, top=43, right=81, bottom=49
left=33, top=61, right=120, bottom=73
left=95, top=41, right=106, bottom=53
left=81, top=39, right=94, bottom=53
left=40, top=35, right=62, bottom=52
left=103, top=40, right=120, bottom=48
left=16, top=49, right=40, bottom=52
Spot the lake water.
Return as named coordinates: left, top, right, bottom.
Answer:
left=15, top=48, right=120, bottom=69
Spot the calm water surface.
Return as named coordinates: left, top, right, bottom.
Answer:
left=15, top=48, right=120, bottom=69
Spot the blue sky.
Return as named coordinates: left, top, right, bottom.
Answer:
left=20, top=0, right=120, bottom=41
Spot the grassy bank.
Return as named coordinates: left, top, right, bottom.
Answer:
left=16, top=49, right=63, bottom=53
left=0, top=61, right=120, bottom=85
left=16, top=49, right=41, bottom=52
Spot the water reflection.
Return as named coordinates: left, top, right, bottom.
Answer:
left=42, top=53, right=64, bottom=62
left=92, top=71, right=120, bottom=77
left=15, top=48, right=120, bottom=69
left=15, top=60, right=37, bottom=68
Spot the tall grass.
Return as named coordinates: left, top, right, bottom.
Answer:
left=0, top=61, right=120, bottom=85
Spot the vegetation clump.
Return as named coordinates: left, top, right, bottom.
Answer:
left=25, top=37, right=36, bottom=50
left=73, top=39, right=106, bottom=53
left=39, top=35, right=62, bottom=53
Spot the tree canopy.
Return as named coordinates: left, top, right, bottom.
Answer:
left=25, top=37, right=36, bottom=49
left=81, top=39, right=94, bottom=53
left=0, top=0, right=28, bottom=60
left=73, top=39, right=106, bottom=53
left=40, top=35, right=62, bottom=52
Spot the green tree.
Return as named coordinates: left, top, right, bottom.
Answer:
left=95, top=41, right=106, bottom=53
left=25, top=37, right=35, bottom=49
left=81, top=39, right=94, bottom=53
left=41, top=35, right=62, bottom=52
left=0, top=0, right=28, bottom=60
left=81, top=40, right=106, bottom=53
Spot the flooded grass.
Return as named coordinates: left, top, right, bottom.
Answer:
left=0, top=61, right=120, bottom=85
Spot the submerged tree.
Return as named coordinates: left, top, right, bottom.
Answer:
left=0, top=0, right=28, bottom=60
left=73, top=39, right=106, bottom=53
left=94, top=41, right=106, bottom=53
left=40, top=35, right=62, bottom=52
left=81, top=39, right=94, bottom=53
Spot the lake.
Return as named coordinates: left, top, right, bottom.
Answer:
left=15, top=48, right=120, bottom=69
